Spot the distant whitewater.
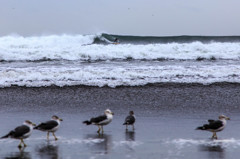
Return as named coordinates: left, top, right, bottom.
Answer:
left=0, top=33, right=240, bottom=87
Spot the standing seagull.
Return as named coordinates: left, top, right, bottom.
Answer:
left=83, top=109, right=114, bottom=134
left=1, top=120, right=36, bottom=148
left=34, top=115, right=63, bottom=140
left=123, top=111, right=136, bottom=130
left=196, top=115, right=230, bottom=139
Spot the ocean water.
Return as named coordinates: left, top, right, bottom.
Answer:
left=0, top=33, right=240, bottom=87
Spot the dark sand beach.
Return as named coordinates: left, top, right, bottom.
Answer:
left=0, top=83, right=240, bottom=159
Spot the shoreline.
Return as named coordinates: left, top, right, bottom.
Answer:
left=1, top=82, right=240, bottom=89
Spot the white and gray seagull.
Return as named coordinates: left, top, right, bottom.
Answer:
left=123, top=111, right=136, bottom=130
left=1, top=120, right=36, bottom=148
left=34, top=115, right=63, bottom=140
left=83, top=109, right=114, bottom=134
left=196, top=115, right=230, bottom=139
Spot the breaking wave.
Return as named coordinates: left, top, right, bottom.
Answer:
left=0, top=33, right=240, bottom=87
left=0, top=33, right=240, bottom=62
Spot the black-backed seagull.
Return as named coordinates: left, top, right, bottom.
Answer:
left=1, top=120, right=36, bottom=148
left=83, top=109, right=114, bottom=134
left=123, top=111, right=136, bottom=130
left=34, top=115, right=63, bottom=140
left=196, top=115, right=230, bottom=139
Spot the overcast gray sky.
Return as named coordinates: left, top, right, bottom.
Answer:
left=0, top=0, right=240, bottom=36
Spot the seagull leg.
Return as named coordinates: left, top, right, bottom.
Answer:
left=132, top=124, right=135, bottom=130
left=101, top=126, right=104, bottom=134
left=18, top=140, right=22, bottom=149
left=52, top=132, right=58, bottom=140
left=22, top=139, right=27, bottom=147
left=214, top=132, right=218, bottom=139
left=47, top=132, right=50, bottom=140
left=97, top=126, right=101, bottom=134
left=212, top=132, right=217, bottom=139
left=211, top=132, right=214, bottom=139
left=126, top=124, right=128, bottom=130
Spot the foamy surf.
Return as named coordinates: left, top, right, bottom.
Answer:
left=0, top=34, right=240, bottom=62
left=165, top=138, right=240, bottom=149
left=0, top=61, right=239, bottom=87
left=113, top=141, right=143, bottom=149
left=61, top=138, right=105, bottom=145
left=30, top=136, right=105, bottom=145
left=0, top=33, right=240, bottom=88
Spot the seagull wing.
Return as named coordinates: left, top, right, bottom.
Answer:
left=205, top=120, right=223, bottom=130
left=90, top=115, right=107, bottom=124
left=123, top=115, right=135, bottom=125
left=12, top=125, right=30, bottom=138
left=208, top=119, right=215, bottom=123
left=35, top=120, right=58, bottom=131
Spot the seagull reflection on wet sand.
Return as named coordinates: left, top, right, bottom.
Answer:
left=125, top=130, right=136, bottom=153
left=35, top=142, right=59, bottom=159
left=85, top=134, right=112, bottom=154
left=199, top=143, right=225, bottom=159
left=4, top=148, right=31, bottom=159
left=125, top=130, right=135, bottom=141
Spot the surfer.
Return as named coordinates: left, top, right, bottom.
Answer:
left=113, top=38, right=119, bottom=44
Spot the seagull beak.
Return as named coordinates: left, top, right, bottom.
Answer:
left=226, top=117, right=230, bottom=120
left=32, top=123, right=37, bottom=126
left=111, top=112, right=114, bottom=115
left=59, top=118, right=63, bottom=121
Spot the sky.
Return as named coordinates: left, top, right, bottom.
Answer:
left=0, top=0, right=240, bottom=36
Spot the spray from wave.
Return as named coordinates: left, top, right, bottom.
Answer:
left=0, top=33, right=240, bottom=62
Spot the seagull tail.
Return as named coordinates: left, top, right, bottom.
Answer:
left=196, top=126, right=205, bottom=130
left=1, top=131, right=13, bottom=139
left=33, top=125, right=40, bottom=130
left=83, top=120, right=92, bottom=125
left=123, top=122, right=127, bottom=125
left=0, top=134, right=9, bottom=139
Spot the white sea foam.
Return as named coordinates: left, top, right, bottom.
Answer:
left=30, top=136, right=105, bottom=145
left=166, top=138, right=240, bottom=149
left=0, top=34, right=240, bottom=87
left=113, top=141, right=143, bottom=148
left=0, top=35, right=240, bottom=61
left=0, top=62, right=239, bottom=87
left=61, top=138, right=105, bottom=145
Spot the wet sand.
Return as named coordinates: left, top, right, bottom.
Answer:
left=0, top=83, right=240, bottom=159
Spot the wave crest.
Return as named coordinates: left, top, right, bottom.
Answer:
left=0, top=33, right=240, bottom=62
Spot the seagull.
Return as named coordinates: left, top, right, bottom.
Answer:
left=123, top=111, right=136, bottom=130
left=1, top=120, right=36, bottom=148
left=34, top=115, right=63, bottom=140
left=83, top=109, right=114, bottom=134
left=196, top=115, right=230, bottom=139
